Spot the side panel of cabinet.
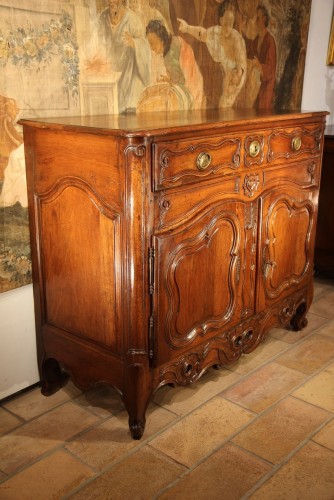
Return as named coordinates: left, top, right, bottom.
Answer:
left=29, top=129, right=126, bottom=357
left=153, top=199, right=257, bottom=365
left=257, top=184, right=317, bottom=310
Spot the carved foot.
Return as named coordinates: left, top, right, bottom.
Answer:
left=129, top=418, right=146, bottom=440
left=290, top=303, right=308, bottom=332
left=40, top=358, right=69, bottom=396
left=290, top=316, right=308, bottom=332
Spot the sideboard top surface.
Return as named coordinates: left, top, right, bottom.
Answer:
left=19, top=109, right=328, bottom=139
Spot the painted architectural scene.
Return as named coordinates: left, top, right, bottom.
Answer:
left=0, top=0, right=312, bottom=291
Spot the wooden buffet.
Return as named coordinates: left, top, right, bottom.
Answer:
left=315, top=125, right=334, bottom=277
left=20, top=109, right=327, bottom=439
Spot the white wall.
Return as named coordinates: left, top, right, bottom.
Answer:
left=302, top=0, right=334, bottom=122
left=1, top=0, right=333, bottom=400
left=0, top=285, right=38, bottom=399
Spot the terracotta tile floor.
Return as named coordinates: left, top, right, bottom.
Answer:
left=1, top=276, right=334, bottom=499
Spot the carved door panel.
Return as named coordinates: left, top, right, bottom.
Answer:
left=257, top=186, right=317, bottom=310
left=153, top=200, right=257, bottom=365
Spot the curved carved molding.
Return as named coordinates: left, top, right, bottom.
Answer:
left=124, top=143, right=146, bottom=158
left=37, top=175, right=120, bottom=219
left=157, top=138, right=241, bottom=187
left=41, top=355, right=124, bottom=399
left=158, top=193, right=171, bottom=228
left=163, top=210, right=241, bottom=349
left=263, top=161, right=319, bottom=190
left=157, top=288, right=308, bottom=389
left=267, top=127, right=322, bottom=162
left=36, top=179, right=123, bottom=354
left=156, top=179, right=241, bottom=231
left=262, top=195, right=313, bottom=298
left=278, top=294, right=306, bottom=324
left=307, top=161, right=316, bottom=185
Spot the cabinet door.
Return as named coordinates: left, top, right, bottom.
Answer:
left=257, top=186, right=317, bottom=310
left=153, top=200, right=256, bottom=365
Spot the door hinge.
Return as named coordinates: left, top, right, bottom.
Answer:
left=148, top=247, right=155, bottom=295
left=148, top=315, right=154, bottom=360
left=148, top=247, right=155, bottom=360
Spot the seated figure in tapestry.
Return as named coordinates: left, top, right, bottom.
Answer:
left=137, top=19, right=204, bottom=112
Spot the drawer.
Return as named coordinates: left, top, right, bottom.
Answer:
left=263, top=159, right=321, bottom=190
left=153, top=134, right=241, bottom=190
left=154, top=176, right=239, bottom=231
left=267, top=125, right=322, bottom=164
left=152, top=124, right=323, bottom=191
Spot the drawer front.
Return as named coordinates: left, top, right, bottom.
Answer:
left=155, top=176, right=240, bottom=231
left=267, top=125, right=322, bottom=164
left=153, top=123, right=323, bottom=191
left=263, top=159, right=321, bottom=190
left=153, top=135, right=241, bottom=190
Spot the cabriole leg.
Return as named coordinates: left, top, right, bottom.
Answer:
left=40, top=358, right=69, bottom=396
left=290, top=302, right=308, bottom=331
left=122, top=363, right=152, bottom=440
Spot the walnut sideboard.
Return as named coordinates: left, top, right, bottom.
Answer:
left=315, top=125, right=334, bottom=277
left=20, top=109, right=327, bottom=439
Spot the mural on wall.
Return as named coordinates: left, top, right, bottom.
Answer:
left=0, top=0, right=312, bottom=292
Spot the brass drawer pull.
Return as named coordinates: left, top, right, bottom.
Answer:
left=292, top=136, right=302, bottom=151
left=196, top=152, right=212, bottom=170
left=249, top=140, right=261, bottom=158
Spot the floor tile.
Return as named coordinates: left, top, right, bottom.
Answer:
left=0, top=402, right=100, bottom=474
left=309, top=291, right=334, bottom=319
left=1, top=279, right=333, bottom=498
left=228, top=335, right=290, bottom=375
left=316, top=318, right=334, bottom=339
left=153, top=368, right=240, bottom=416
left=275, top=333, right=334, bottom=374
left=70, top=446, right=186, bottom=500
left=312, top=419, right=334, bottom=451
left=292, top=362, right=334, bottom=412
left=66, top=403, right=177, bottom=471
left=0, top=450, right=94, bottom=500
left=0, top=408, right=22, bottom=436
left=232, top=396, right=331, bottom=463
left=2, top=382, right=81, bottom=421
left=270, top=312, right=328, bottom=344
left=159, top=442, right=272, bottom=500
left=66, top=416, right=138, bottom=471
left=221, top=362, right=306, bottom=413
left=250, top=441, right=334, bottom=499
left=313, top=278, right=334, bottom=299
left=153, top=382, right=206, bottom=417
left=149, top=396, right=254, bottom=467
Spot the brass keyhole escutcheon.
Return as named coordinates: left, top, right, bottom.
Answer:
left=292, top=136, right=302, bottom=151
left=196, top=152, right=212, bottom=170
left=249, top=140, right=261, bottom=158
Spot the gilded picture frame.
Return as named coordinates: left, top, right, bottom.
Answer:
left=327, top=13, right=334, bottom=65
